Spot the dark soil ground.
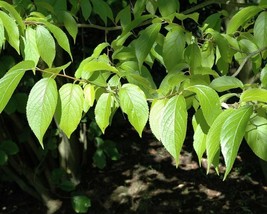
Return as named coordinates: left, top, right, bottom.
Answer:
left=1, top=125, right=267, bottom=214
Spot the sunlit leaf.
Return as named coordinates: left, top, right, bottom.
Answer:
left=254, top=11, right=267, bottom=49
left=245, top=115, right=267, bottom=161
left=227, top=6, right=262, bottom=34
left=0, top=11, right=19, bottom=53
left=186, top=85, right=222, bottom=126
left=134, top=23, right=161, bottom=69
left=55, top=84, right=84, bottom=138
left=161, top=95, right=187, bottom=166
left=26, top=78, right=58, bottom=148
left=24, top=27, right=40, bottom=66
left=184, top=43, right=201, bottom=74
left=220, top=106, right=253, bottom=180
left=36, top=25, right=56, bottom=68
left=95, top=93, right=112, bottom=133
left=149, top=98, right=168, bottom=140
left=119, top=83, right=148, bottom=136
left=206, top=109, right=235, bottom=170
left=240, top=88, right=267, bottom=103
left=0, top=61, right=35, bottom=113
left=210, top=76, right=244, bottom=92
left=83, top=84, right=95, bottom=112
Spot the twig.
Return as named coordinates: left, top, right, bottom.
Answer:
left=232, top=46, right=267, bottom=77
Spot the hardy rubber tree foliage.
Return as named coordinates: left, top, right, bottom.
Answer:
left=1, top=0, right=267, bottom=211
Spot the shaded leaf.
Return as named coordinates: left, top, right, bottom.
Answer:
left=26, top=78, right=58, bottom=148
left=254, top=11, right=267, bottom=49
left=158, top=0, right=179, bottom=17
left=80, top=0, right=92, bottom=20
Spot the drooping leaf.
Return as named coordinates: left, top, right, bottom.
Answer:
left=133, top=0, right=146, bottom=18
left=0, top=11, right=20, bottom=53
left=42, top=62, right=71, bottom=78
left=186, top=85, right=222, bottom=126
left=192, top=116, right=207, bottom=165
left=26, top=78, right=58, bottom=148
left=254, top=11, right=267, bottom=49
left=201, top=41, right=215, bottom=68
left=240, top=88, right=267, bottom=103
left=95, top=93, right=112, bottom=133
left=55, top=84, right=84, bottom=138
left=220, top=106, right=253, bottom=180
left=91, top=0, right=113, bottom=25
left=80, top=0, right=92, bottom=20
left=245, top=115, right=267, bottom=161
left=162, top=27, right=185, bottom=72
left=115, top=5, right=131, bottom=28
left=42, top=21, right=72, bottom=60
left=210, top=76, right=244, bottom=92
left=36, top=25, right=56, bottom=68
left=227, top=6, right=262, bottom=34
left=119, top=83, right=148, bottom=136
left=0, top=61, right=35, bottom=113
left=161, top=95, right=187, bottom=166
left=149, top=98, right=168, bottom=140
left=134, top=23, right=161, bottom=69
left=24, top=27, right=40, bottom=66
left=60, top=11, right=78, bottom=42
left=184, top=43, right=202, bottom=74
left=206, top=108, right=235, bottom=170
left=83, top=84, right=95, bottom=112
left=0, top=1, right=25, bottom=32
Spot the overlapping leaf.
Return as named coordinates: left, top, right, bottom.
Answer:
left=119, top=83, right=148, bottom=137
left=55, top=84, right=84, bottom=138
left=240, top=88, right=267, bottom=103
left=161, top=95, right=187, bottom=166
left=0, top=61, right=35, bottom=113
left=24, top=27, right=40, bottom=66
left=220, top=106, right=253, bottom=179
left=210, top=76, right=243, bottom=92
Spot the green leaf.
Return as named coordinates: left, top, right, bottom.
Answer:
left=0, top=61, right=35, bottom=113
left=158, top=0, right=179, bottom=17
left=193, top=123, right=206, bottom=165
left=134, top=23, right=161, bottom=69
left=254, top=11, right=267, bottom=49
left=119, top=83, right=148, bottom=136
left=206, top=109, right=235, bottom=170
left=149, top=99, right=168, bottom=141
left=210, top=76, right=244, bottom=92
left=91, top=0, right=113, bottom=25
left=0, top=150, right=8, bottom=166
left=220, top=106, right=253, bottom=180
left=83, top=84, right=95, bottom=112
left=0, top=19, right=5, bottom=49
left=0, top=11, right=20, bottom=53
left=240, top=88, right=267, bottom=103
left=246, top=115, right=267, bottom=161
left=72, top=195, right=91, bottom=213
left=184, top=43, right=202, bottom=74
left=42, top=62, right=71, bottom=78
left=80, top=0, right=92, bottom=20
left=42, top=21, right=72, bottom=60
left=186, top=85, right=222, bottom=126
left=227, top=6, right=262, bottom=34
left=95, top=93, right=112, bottom=133
left=116, top=5, right=131, bottom=28
left=133, top=0, right=146, bottom=18
left=36, top=25, right=56, bottom=68
left=0, top=140, right=19, bottom=155
left=161, top=95, right=187, bottom=166
left=60, top=11, right=78, bottom=42
left=0, top=1, right=25, bottom=32
left=212, top=31, right=232, bottom=63
left=26, top=78, right=58, bottom=148
left=162, top=27, right=185, bottom=72
left=24, top=27, right=40, bottom=66
left=55, top=84, right=84, bottom=138
left=201, top=41, right=215, bottom=68
left=83, top=61, right=118, bottom=73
